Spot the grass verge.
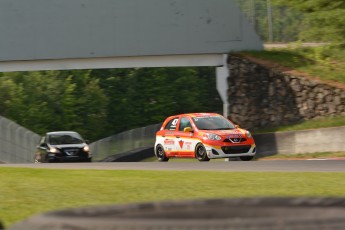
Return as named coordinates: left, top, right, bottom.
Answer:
left=253, top=115, right=345, bottom=133
left=260, top=152, right=345, bottom=160
left=243, top=45, right=345, bottom=84
left=1, top=167, right=345, bottom=228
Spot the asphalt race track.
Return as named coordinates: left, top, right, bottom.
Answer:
left=1, top=160, right=345, bottom=172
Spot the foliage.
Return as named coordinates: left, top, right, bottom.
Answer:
left=234, top=0, right=304, bottom=42
left=253, top=115, right=345, bottom=133
left=243, top=45, right=345, bottom=84
left=261, top=152, right=345, bottom=160
left=273, top=0, right=345, bottom=45
left=0, top=67, right=222, bottom=141
left=235, top=0, right=345, bottom=45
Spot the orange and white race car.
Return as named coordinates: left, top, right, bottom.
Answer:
left=154, top=113, right=256, bottom=161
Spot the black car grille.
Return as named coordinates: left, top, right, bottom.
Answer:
left=223, top=138, right=247, bottom=143
left=62, top=148, right=82, bottom=156
left=221, top=145, right=251, bottom=154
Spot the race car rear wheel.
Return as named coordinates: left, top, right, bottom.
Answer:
left=156, top=145, right=169, bottom=162
left=195, top=144, right=210, bottom=162
left=239, top=156, right=254, bottom=161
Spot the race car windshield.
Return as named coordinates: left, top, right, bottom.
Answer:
left=192, top=116, right=235, bottom=130
left=48, top=133, right=84, bottom=145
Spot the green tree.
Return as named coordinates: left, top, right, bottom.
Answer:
left=0, top=76, right=25, bottom=119
left=234, top=0, right=303, bottom=42
left=1, top=66, right=222, bottom=141
left=273, top=0, right=345, bottom=45
left=74, top=76, right=109, bottom=141
left=10, top=71, right=66, bottom=134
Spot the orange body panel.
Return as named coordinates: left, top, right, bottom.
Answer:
left=154, top=113, right=256, bottom=161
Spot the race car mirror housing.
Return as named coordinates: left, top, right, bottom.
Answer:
left=184, top=127, right=193, bottom=133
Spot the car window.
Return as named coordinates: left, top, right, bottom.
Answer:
left=48, top=133, right=84, bottom=145
left=179, top=117, right=192, bottom=131
left=192, top=116, right=235, bottom=130
left=164, top=117, right=179, bottom=131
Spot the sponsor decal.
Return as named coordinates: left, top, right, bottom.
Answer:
left=179, top=140, right=184, bottom=149
left=166, top=131, right=175, bottom=136
left=184, top=141, right=192, bottom=150
left=227, top=130, right=243, bottom=139
left=164, top=139, right=175, bottom=145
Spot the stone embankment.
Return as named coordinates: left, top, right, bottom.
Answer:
left=227, top=54, right=345, bottom=130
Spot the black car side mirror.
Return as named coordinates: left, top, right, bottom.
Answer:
left=38, top=143, right=47, bottom=149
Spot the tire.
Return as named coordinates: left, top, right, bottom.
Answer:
left=85, top=158, right=92, bottom=162
left=47, top=159, right=56, bottom=163
left=155, top=145, right=169, bottom=162
left=195, top=144, right=210, bottom=162
left=239, top=156, right=254, bottom=161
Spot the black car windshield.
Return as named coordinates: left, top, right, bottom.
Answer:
left=48, top=133, right=84, bottom=145
left=192, top=116, right=235, bottom=130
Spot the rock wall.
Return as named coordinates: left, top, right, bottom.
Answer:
left=227, top=54, right=345, bottom=130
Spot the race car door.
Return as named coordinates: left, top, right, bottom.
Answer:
left=161, top=116, right=179, bottom=156
left=174, top=116, right=195, bottom=157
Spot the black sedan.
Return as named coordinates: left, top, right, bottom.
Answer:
left=35, top=131, right=92, bottom=163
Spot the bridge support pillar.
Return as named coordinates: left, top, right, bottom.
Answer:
left=216, top=54, right=230, bottom=118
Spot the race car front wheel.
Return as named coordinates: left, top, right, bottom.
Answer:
left=195, top=144, right=210, bottom=162
left=156, top=145, right=169, bottom=162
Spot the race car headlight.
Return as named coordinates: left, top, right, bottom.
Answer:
left=49, top=147, right=58, bottom=154
left=83, top=145, right=90, bottom=152
left=246, top=131, right=252, bottom=138
left=205, top=133, right=222, bottom=141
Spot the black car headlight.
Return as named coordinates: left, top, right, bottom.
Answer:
left=83, top=145, right=90, bottom=152
left=49, top=147, right=59, bottom=154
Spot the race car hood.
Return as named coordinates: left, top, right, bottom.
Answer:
left=204, top=129, right=247, bottom=138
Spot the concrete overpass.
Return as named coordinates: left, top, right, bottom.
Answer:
left=0, top=0, right=263, bottom=116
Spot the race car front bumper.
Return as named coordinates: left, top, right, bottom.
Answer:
left=205, top=144, right=256, bottom=159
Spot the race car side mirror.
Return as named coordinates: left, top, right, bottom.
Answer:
left=184, top=127, right=193, bottom=132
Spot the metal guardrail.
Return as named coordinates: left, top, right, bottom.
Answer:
left=0, top=116, right=40, bottom=163
left=0, top=115, right=161, bottom=163
left=90, top=123, right=162, bottom=161
left=2, top=113, right=345, bottom=163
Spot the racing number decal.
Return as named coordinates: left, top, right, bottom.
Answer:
left=170, top=119, right=178, bottom=130
left=172, top=119, right=178, bottom=126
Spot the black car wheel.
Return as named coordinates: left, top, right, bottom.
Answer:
left=156, top=145, right=169, bottom=162
left=239, top=156, right=254, bottom=161
left=195, top=144, right=210, bottom=162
